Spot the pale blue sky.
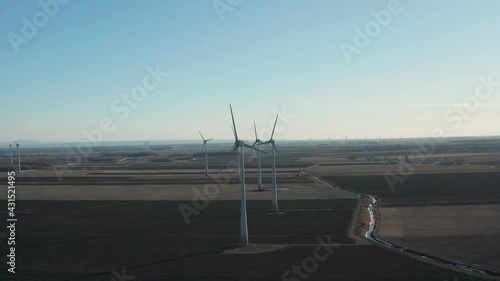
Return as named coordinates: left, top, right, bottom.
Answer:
left=1, top=0, right=500, bottom=142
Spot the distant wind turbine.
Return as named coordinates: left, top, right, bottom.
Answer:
left=198, top=131, right=214, bottom=176
left=14, top=141, right=21, bottom=173
left=9, top=144, right=13, bottom=165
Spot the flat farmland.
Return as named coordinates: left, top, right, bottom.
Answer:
left=321, top=172, right=500, bottom=204
left=377, top=205, right=500, bottom=271
left=5, top=200, right=481, bottom=281
left=2, top=143, right=499, bottom=280
left=309, top=163, right=500, bottom=176
left=128, top=245, right=479, bottom=281
left=7, top=199, right=354, bottom=280
left=2, top=168, right=357, bottom=201
left=306, top=147, right=500, bottom=277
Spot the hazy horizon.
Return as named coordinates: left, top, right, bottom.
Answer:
left=2, top=134, right=500, bottom=149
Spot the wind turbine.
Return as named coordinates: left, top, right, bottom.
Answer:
left=9, top=144, right=13, bottom=164
left=198, top=131, right=214, bottom=176
left=263, top=114, right=279, bottom=212
left=14, top=141, right=21, bottom=173
left=253, top=122, right=264, bottom=191
left=229, top=104, right=258, bottom=245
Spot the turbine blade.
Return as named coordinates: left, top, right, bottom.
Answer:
left=229, top=104, right=239, bottom=141
left=201, top=142, right=206, bottom=153
left=242, top=142, right=259, bottom=151
left=198, top=130, right=205, bottom=141
left=206, top=138, right=214, bottom=141
left=260, top=140, right=271, bottom=145
left=231, top=144, right=239, bottom=153
left=270, top=114, right=279, bottom=140
left=254, top=121, right=258, bottom=140
left=231, top=126, right=236, bottom=139
left=273, top=143, right=280, bottom=156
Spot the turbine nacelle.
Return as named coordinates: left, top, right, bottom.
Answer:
left=198, top=131, right=214, bottom=176
left=262, top=139, right=279, bottom=155
left=229, top=105, right=259, bottom=153
left=253, top=139, right=264, bottom=146
left=252, top=121, right=265, bottom=147
left=199, top=131, right=214, bottom=151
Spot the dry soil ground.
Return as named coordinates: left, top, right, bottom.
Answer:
left=0, top=140, right=498, bottom=280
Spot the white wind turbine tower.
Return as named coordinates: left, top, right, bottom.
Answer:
left=14, top=141, right=21, bottom=173
left=231, top=126, right=242, bottom=182
left=229, top=104, right=258, bottom=245
left=9, top=144, right=13, bottom=164
left=252, top=121, right=264, bottom=191
left=198, top=131, right=214, bottom=176
left=263, top=114, right=279, bottom=212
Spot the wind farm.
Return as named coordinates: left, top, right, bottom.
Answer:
left=2, top=116, right=500, bottom=281
left=3, top=1, right=500, bottom=280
